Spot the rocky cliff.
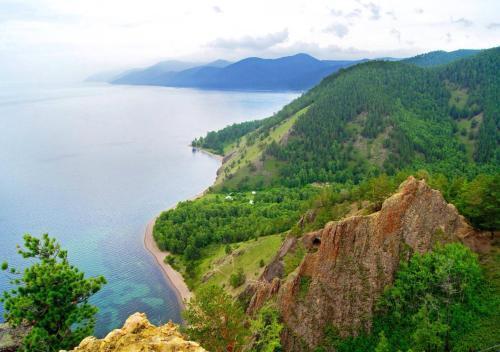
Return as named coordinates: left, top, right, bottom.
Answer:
left=65, top=313, right=206, bottom=352
left=246, top=176, right=494, bottom=351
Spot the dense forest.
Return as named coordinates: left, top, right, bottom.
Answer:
left=154, top=187, right=318, bottom=261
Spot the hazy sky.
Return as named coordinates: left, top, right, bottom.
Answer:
left=1, top=0, right=499, bottom=83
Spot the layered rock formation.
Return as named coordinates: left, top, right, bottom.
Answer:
left=66, top=313, right=205, bottom=352
left=247, top=177, right=493, bottom=351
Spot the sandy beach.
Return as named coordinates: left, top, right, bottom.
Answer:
left=143, top=148, right=222, bottom=308
left=143, top=216, right=192, bottom=307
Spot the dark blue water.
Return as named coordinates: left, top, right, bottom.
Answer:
left=0, top=83, right=297, bottom=335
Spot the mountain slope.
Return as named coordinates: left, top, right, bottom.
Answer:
left=197, top=47, right=499, bottom=190
left=113, top=54, right=363, bottom=90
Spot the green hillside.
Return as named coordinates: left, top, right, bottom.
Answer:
left=196, top=47, right=498, bottom=191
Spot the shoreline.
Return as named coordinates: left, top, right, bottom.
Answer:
left=143, top=149, right=223, bottom=309
left=191, top=146, right=224, bottom=162
left=143, top=215, right=192, bottom=308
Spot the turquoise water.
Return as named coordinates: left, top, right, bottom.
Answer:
left=0, top=83, right=297, bottom=336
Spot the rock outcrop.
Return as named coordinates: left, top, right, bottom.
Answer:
left=244, top=232, right=322, bottom=315
left=66, top=313, right=206, bottom=352
left=0, top=323, right=29, bottom=352
left=248, top=177, right=494, bottom=351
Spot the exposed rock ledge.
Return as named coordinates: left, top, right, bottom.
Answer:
left=65, top=313, right=206, bottom=352
left=0, top=323, right=29, bottom=352
left=245, top=176, right=495, bottom=351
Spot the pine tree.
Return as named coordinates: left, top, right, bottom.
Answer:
left=1, top=234, right=106, bottom=351
left=183, top=285, right=249, bottom=352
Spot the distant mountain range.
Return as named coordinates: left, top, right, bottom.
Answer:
left=110, top=60, right=232, bottom=86
left=107, top=54, right=365, bottom=91
left=87, top=49, right=482, bottom=91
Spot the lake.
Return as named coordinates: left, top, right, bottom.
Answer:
left=0, top=83, right=297, bottom=335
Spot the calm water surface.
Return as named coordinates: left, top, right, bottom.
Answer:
left=0, top=83, right=297, bottom=335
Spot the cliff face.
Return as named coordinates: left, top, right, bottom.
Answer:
left=66, top=313, right=205, bottom=352
left=248, top=177, right=493, bottom=351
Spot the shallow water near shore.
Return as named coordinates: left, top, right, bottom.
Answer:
left=0, top=82, right=297, bottom=336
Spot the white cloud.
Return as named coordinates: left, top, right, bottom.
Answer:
left=453, top=17, right=474, bottom=27
left=324, top=24, right=350, bottom=38
left=385, top=11, right=397, bottom=20
left=390, top=28, right=401, bottom=42
left=346, top=8, right=362, bottom=18
left=209, top=29, right=289, bottom=50
left=330, top=9, right=343, bottom=17
left=0, top=0, right=498, bottom=83
left=365, top=2, right=382, bottom=20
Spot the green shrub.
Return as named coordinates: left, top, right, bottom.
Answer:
left=283, top=244, right=306, bottom=276
left=230, top=267, right=246, bottom=288
left=250, top=305, right=283, bottom=352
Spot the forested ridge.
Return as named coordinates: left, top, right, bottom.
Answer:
left=194, top=47, right=498, bottom=190
left=401, top=49, right=481, bottom=67
left=155, top=47, right=499, bottom=351
left=265, top=48, right=498, bottom=187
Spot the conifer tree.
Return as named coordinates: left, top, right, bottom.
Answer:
left=1, top=234, right=106, bottom=351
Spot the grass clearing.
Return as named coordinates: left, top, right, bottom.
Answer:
left=455, top=113, right=482, bottom=160
left=196, top=234, right=283, bottom=295
left=169, top=234, right=283, bottom=295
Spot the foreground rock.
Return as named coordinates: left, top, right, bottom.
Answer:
left=0, top=323, right=30, bottom=352
left=65, top=313, right=205, bottom=352
left=247, top=176, right=494, bottom=351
